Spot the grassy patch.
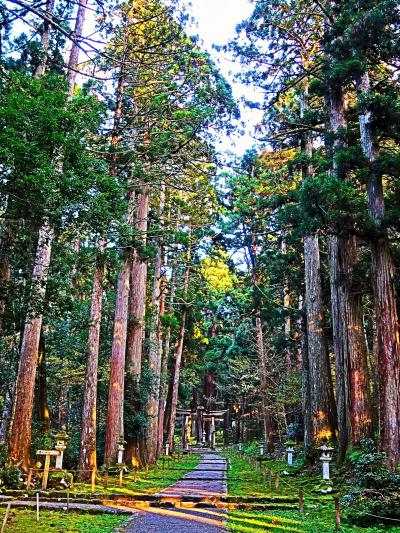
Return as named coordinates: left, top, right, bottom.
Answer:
left=224, top=452, right=400, bottom=532
left=228, top=508, right=400, bottom=533
left=71, top=454, right=201, bottom=496
left=1, top=508, right=126, bottom=532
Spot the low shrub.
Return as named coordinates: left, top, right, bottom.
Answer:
left=342, top=444, right=400, bottom=527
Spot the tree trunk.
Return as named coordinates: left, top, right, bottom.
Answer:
left=104, top=253, right=130, bottom=466
left=67, top=0, right=89, bottom=99
left=0, top=211, right=14, bottom=331
left=124, top=183, right=150, bottom=466
left=328, top=86, right=372, bottom=461
left=78, top=247, right=104, bottom=480
left=300, top=298, right=313, bottom=453
left=126, top=184, right=150, bottom=379
left=204, top=367, right=217, bottom=442
left=167, top=236, right=191, bottom=450
left=157, top=212, right=180, bottom=454
left=9, top=0, right=89, bottom=469
left=255, top=313, right=272, bottom=447
left=146, top=186, right=165, bottom=462
left=0, top=381, right=15, bottom=444
left=157, top=274, right=175, bottom=454
left=304, top=234, right=337, bottom=445
left=36, top=331, right=50, bottom=432
left=34, top=0, right=55, bottom=78
left=282, top=240, right=292, bottom=369
left=9, top=222, right=54, bottom=470
left=301, top=87, right=337, bottom=448
left=356, top=72, right=400, bottom=469
left=155, top=276, right=167, bottom=456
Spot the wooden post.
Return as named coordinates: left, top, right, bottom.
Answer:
left=268, top=468, right=272, bottom=490
left=36, top=493, right=40, bottom=521
left=67, top=489, right=70, bottom=514
left=119, top=466, right=123, bottom=488
left=103, top=468, right=108, bottom=489
left=91, top=468, right=96, bottom=493
left=275, top=472, right=280, bottom=492
left=27, top=468, right=33, bottom=490
left=1, top=503, right=11, bottom=533
left=299, top=487, right=304, bottom=513
left=42, top=454, right=51, bottom=489
left=334, top=497, right=341, bottom=530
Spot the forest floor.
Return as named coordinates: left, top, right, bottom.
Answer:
left=224, top=452, right=400, bottom=533
left=2, top=451, right=399, bottom=532
left=0, top=507, right=127, bottom=532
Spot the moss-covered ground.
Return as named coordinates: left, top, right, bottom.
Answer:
left=0, top=508, right=126, bottom=532
left=224, top=452, right=400, bottom=533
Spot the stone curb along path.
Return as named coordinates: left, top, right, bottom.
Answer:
left=125, top=452, right=228, bottom=532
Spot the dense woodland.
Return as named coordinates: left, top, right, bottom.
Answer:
left=0, top=0, right=400, bottom=516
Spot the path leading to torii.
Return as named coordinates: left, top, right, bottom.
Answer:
left=126, top=452, right=227, bottom=532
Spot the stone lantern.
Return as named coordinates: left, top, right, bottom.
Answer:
left=164, top=442, right=170, bottom=456
left=117, top=436, right=126, bottom=465
left=54, top=429, right=69, bottom=470
left=320, top=445, right=334, bottom=480
left=259, top=444, right=265, bottom=456
left=238, top=442, right=242, bottom=451
left=287, top=446, right=295, bottom=466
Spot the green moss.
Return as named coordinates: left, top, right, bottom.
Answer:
left=224, top=452, right=400, bottom=532
left=2, top=509, right=126, bottom=532
left=228, top=508, right=400, bottom=532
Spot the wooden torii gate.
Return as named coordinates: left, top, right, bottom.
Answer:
left=176, top=407, right=227, bottom=449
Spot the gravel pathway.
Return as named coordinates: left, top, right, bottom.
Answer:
left=127, top=452, right=228, bottom=532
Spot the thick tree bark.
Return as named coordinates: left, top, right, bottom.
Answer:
left=126, top=184, right=150, bottom=379
left=356, top=72, right=400, bottom=469
left=167, top=237, right=191, bottom=449
left=304, top=234, right=337, bottom=445
left=9, top=222, right=54, bottom=469
left=300, top=298, right=313, bottom=452
left=146, top=186, right=165, bottom=462
left=36, top=331, right=50, bottom=431
left=78, top=248, right=104, bottom=480
left=124, top=183, right=150, bottom=466
left=301, top=87, right=337, bottom=449
left=328, top=86, right=372, bottom=461
left=104, top=253, right=130, bottom=466
left=102, top=66, right=132, bottom=467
